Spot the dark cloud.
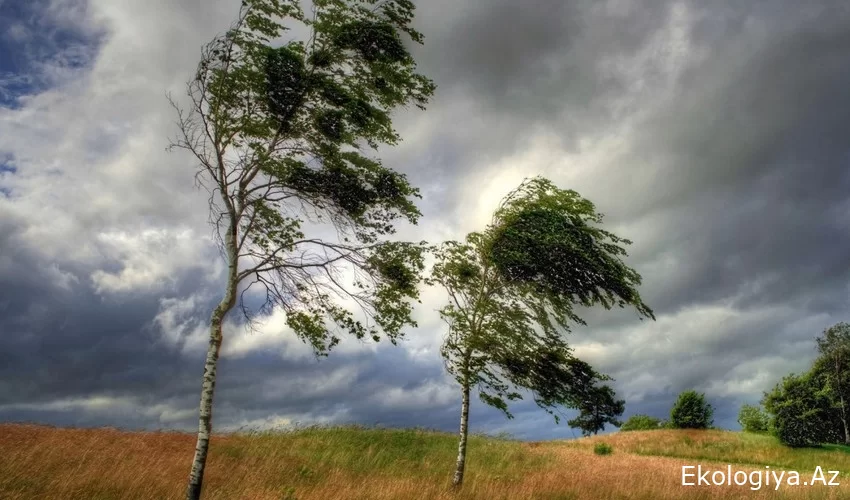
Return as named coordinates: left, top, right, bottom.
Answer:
left=0, top=221, right=469, bottom=432
left=2, top=0, right=850, bottom=443
left=564, top=1, right=850, bottom=328
left=390, top=0, right=675, bottom=206
left=623, top=10, right=850, bottom=215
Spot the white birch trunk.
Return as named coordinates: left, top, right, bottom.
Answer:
left=186, top=223, right=238, bottom=500
left=452, top=381, right=471, bottom=487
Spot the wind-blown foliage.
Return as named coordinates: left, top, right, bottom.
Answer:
left=427, top=176, right=655, bottom=486
left=168, top=1, right=435, bottom=498
left=567, top=383, right=626, bottom=437
left=485, top=178, right=655, bottom=320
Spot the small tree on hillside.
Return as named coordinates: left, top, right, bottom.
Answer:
left=168, top=1, right=435, bottom=498
left=427, top=176, right=655, bottom=487
left=737, top=403, right=770, bottom=433
left=670, top=390, right=713, bottom=429
left=568, top=383, right=626, bottom=436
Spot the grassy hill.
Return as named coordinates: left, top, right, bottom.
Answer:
left=2, top=423, right=850, bottom=499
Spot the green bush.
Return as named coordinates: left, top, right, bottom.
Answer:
left=620, top=414, right=665, bottom=431
left=593, top=442, right=613, bottom=455
left=670, top=391, right=714, bottom=429
left=737, top=404, right=770, bottom=433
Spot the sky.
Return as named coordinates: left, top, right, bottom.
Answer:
left=1, top=0, right=849, bottom=441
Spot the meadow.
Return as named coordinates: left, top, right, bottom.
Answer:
left=3, top=424, right=850, bottom=499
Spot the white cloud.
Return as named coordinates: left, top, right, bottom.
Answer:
left=0, top=395, right=134, bottom=413
left=91, top=228, right=221, bottom=294
left=571, top=303, right=836, bottom=403
left=0, top=0, right=234, bottom=281
left=704, top=356, right=793, bottom=399
left=221, top=410, right=347, bottom=432
left=5, top=23, right=30, bottom=43
left=368, top=379, right=457, bottom=411
left=151, top=294, right=211, bottom=354
left=0, top=396, right=198, bottom=426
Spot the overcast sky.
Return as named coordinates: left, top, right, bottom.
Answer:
left=1, top=0, right=849, bottom=440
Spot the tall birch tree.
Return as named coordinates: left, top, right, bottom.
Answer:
left=814, top=322, right=850, bottom=444
left=168, top=1, right=435, bottom=498
left=427, top=177, right=654, bottom=487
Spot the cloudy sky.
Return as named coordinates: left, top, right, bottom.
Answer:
left=1, top=0, right=849, bottom=440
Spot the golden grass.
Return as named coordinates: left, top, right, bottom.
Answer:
left=2, top=423, right=850, bottom=499
left=562, top=429, right=850, bottom=475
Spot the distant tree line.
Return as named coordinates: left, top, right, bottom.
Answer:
left=737, top=323, right=850, bottom=448
left=619, top=390, right=715, bottom=431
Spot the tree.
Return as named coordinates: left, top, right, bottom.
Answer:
left=737, top=403, right=770, bottom=433
left=759, top=323, right=850, bottom=448
left=567, top=383, right=626, bottom=436
left=763, top=371, right=843, bottom=447
left=426, top=176, right=654, bottom=487
left=669, top=390, right=713, bottom=429
left=620, top=414, right=665, bottom=431
left=167, top=1, right=435, bottom=498
left=814, top=322, right=850, bottom=444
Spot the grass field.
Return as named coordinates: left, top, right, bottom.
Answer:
left=2, top=423, right=850, bottom=499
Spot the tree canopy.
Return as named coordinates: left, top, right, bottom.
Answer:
left=737, top=403, right=770, bottom=433
left=430, top=177, right=654, bottom=419
left=485, top=177, right=655, bottom=320
left=567, top=383, right=626, bottom=436
left=428, top=176, right=655, bottom=486
left=760, top=323, right=850, bottom=448
left=170, top=0, right=437, bottom=353
left=814, top=322, right=850, bottom=444
left=669, top=390, right=714, bottom=429
left=762, top=372, right=840, bottom=448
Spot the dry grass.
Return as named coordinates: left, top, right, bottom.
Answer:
left=2, top=423, right=850, bottom=499
left=562, top=430, right=850, bottom=475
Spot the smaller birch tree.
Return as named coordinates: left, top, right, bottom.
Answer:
left=427, top=176, right=655, bottom=487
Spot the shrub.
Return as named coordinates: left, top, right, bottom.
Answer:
left=620, top=414, right=664, bottom=431
left=737, top=404, right=770, bottom=433
left=670, top=390, right=714, bottom=429
left=593, top=442, right=613, bottom=455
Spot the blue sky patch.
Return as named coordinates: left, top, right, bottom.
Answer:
left=0, top=0, right=105, bottom=108
left=0, top=154, right=16, bottom=197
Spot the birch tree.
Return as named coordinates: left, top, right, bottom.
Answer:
left=167, top=1, right=435, bottom=498
left=814, top=322, right=850, bottom=444
left=427, top=176, right=654, bottom=487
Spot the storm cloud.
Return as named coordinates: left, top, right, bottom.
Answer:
left=1, top=0, right=849, bottom=440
